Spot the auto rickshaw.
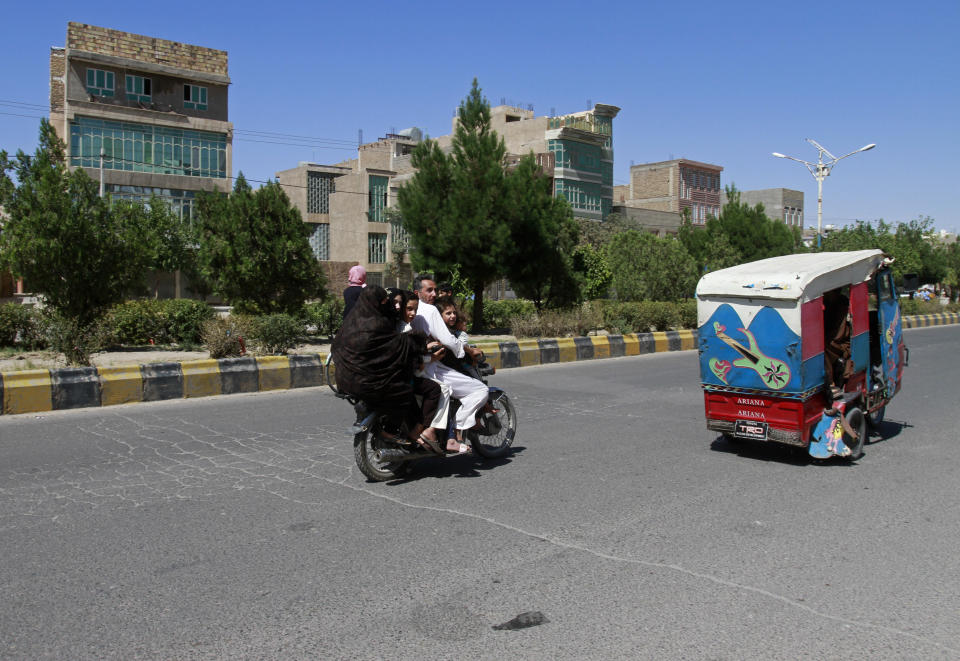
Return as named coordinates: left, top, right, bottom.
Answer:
left=696, top=249, right=906, bottom=459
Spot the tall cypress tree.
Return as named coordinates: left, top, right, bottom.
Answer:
left=399, top=79, right=512, bottom=329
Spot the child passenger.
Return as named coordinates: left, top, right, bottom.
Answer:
left=435, top=295, right=482, bottom=380
left=398, top=291, right=451, bottom=455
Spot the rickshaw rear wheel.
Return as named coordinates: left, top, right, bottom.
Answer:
left=866, top=405, right=885, bottom=429
left=844, top=407, right=866, bottom=460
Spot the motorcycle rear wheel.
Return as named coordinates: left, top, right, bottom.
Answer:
left=354, top=419, right=407, bottom=482
left=468, top=390, right=517, bottom=459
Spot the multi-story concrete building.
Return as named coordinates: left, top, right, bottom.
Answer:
left=48, top=22, right=233, bottom=297
left=435, top=103, right=621, bottom=221
left=49, top=23, right=234, bottom=217
left=276, top=131, right=421, bottom=290
left=721, top=188, right=804, bottom=228
left=613, top=159, right=723, bottom=225
left=280, top=103, right=620, bottom=290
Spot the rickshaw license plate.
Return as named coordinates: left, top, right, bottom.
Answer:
left=734, top=420, right=768, bottom=440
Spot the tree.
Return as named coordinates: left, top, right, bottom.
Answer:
left=0, top=120, right=154, bottom=363
left=678, top=216, right=742, bottom=274
left=604, top=230, right=698, bottom=301
left=709, top=186, right=802, bottom=263
left=572, top=243, right=612, bottom=299
left=114, top=195, right=205, bottom=298
left=398, top=79, right=514, bottom=330
left=503, top=153, right=580, bottom=311
left=819, top=217, right=946, bottom=286
left=195, top=174, right=326, bottom=314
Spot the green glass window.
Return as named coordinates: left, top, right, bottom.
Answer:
left=104, top=184, right=198, bottom=223
left=554, top=178, right=603, bottom=214
left=183, top=84, right=208, bottom=110
left=86, top=68, right=115, bottom=97
left=548, top=140, right=601, bottom=174
left=125, top=75, right=152, bottom=103
left=70, top=116, right=227, bottom=178
left=368, top=233, right=387, bottom=263
left=368, top=175, right=388, bottom=222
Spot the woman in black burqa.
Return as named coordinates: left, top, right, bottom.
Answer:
left=332, top=286, right=444, bottom=452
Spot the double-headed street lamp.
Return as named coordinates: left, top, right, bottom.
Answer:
left=772, top=139, right=875, bottom=248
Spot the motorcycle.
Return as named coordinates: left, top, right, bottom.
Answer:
left=325, top=354, right=517, bottom=481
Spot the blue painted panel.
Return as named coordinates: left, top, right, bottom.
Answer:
left=851, top=331, right=869, bottom=374
left=877, top=271, right=903, bottom=394
left=699, top=305, right=801, bottom=392
left=801, top=355, right=825, bottom=390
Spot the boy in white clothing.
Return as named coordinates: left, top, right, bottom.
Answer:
left=412, top=275, right=488, bottom=454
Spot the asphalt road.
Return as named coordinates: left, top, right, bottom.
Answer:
left=1, top=325, right=958, bottom=660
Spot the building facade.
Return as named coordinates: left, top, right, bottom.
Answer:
left=721, top=188, right=804, bottom=228
left=279, top=103, right=620, bottom=290
left=613, top=159, right=723, bottom=225
left=50, top=24, right=233, bottom=224
left=435, top=103, right=620, bottom=222
left=276, top=131, right=421, bottom=290
left=48, top=23, right=233, bottom=298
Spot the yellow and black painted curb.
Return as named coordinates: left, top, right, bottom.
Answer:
left=0, top=315, right=954, bottom=416
left=902, top=311, right=960, bottom=328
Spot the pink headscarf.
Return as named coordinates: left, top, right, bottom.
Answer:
left=348, top=265, right=367, bottom=287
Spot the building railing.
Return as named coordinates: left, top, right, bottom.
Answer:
left=547, top=115, right=611, bottom=136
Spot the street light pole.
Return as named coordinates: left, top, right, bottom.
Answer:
left=772, top=139, right=875, bottom=248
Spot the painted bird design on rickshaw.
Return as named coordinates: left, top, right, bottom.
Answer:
left=709, top=322, right=791, bottom=390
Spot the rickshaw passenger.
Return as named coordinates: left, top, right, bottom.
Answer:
left=823, top=288, right=853, bottom=393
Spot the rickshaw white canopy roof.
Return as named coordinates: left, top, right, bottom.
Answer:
left=696, top=250, right=886, bottom=303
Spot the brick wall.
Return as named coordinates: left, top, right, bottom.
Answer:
left=66, top=22, right=228, bottom=76
left=631, top=166, right=672, bottom=199
left=49, top=48, right=65, bottom=113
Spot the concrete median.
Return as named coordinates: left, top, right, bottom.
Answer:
left=0, top=316, right=953, bottom=416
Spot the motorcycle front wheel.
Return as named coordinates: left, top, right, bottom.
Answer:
left=354, top=418, right=407, bottom=482
left=468, top=390, right=517, bottom=459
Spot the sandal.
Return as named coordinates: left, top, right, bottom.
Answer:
left=415, top=433, right=444, bottom=456
left=445, top=442, right=472, bottom=456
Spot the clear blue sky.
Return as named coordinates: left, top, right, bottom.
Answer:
left=3, top=0, right=958, bottom=232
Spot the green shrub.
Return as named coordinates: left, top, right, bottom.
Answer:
left=40, top=310, right=110, bottom=366
left=484, top=299, right=536, bottom=330
left=0, top=303, right=42, bottom=347
left=677, top=299, right=698, bottom=329
left=103, top=300, right=164, bottom=346
left=899, top=298, right=947, bottom=316
left=202, top=315, right=254, bottom=359
left=251, top=313, right=302, bottom=354
left=160, top=299, right=215, bottom=345
left=508, top=302, right=604, bottom=338
left=640, top=301, right=681, bottom=331
left=303, top=298, right=343, bottom=338
left=597, top=300, right=686, bottom=333
left=100, top=299, right=214, bottom=346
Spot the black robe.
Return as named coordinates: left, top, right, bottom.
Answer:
left=332, top=286, right=425, bottom=405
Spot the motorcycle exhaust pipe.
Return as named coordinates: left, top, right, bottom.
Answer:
left=374, top=448, right=423, bottom=464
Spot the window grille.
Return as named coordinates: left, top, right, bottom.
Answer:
left=368, top=175, right=388, bottom=222
left=308, top=223, right=330, bottom=260
left=307, top=172, right=336, bottom=214
left=368, top=233, right=387, bottom=263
